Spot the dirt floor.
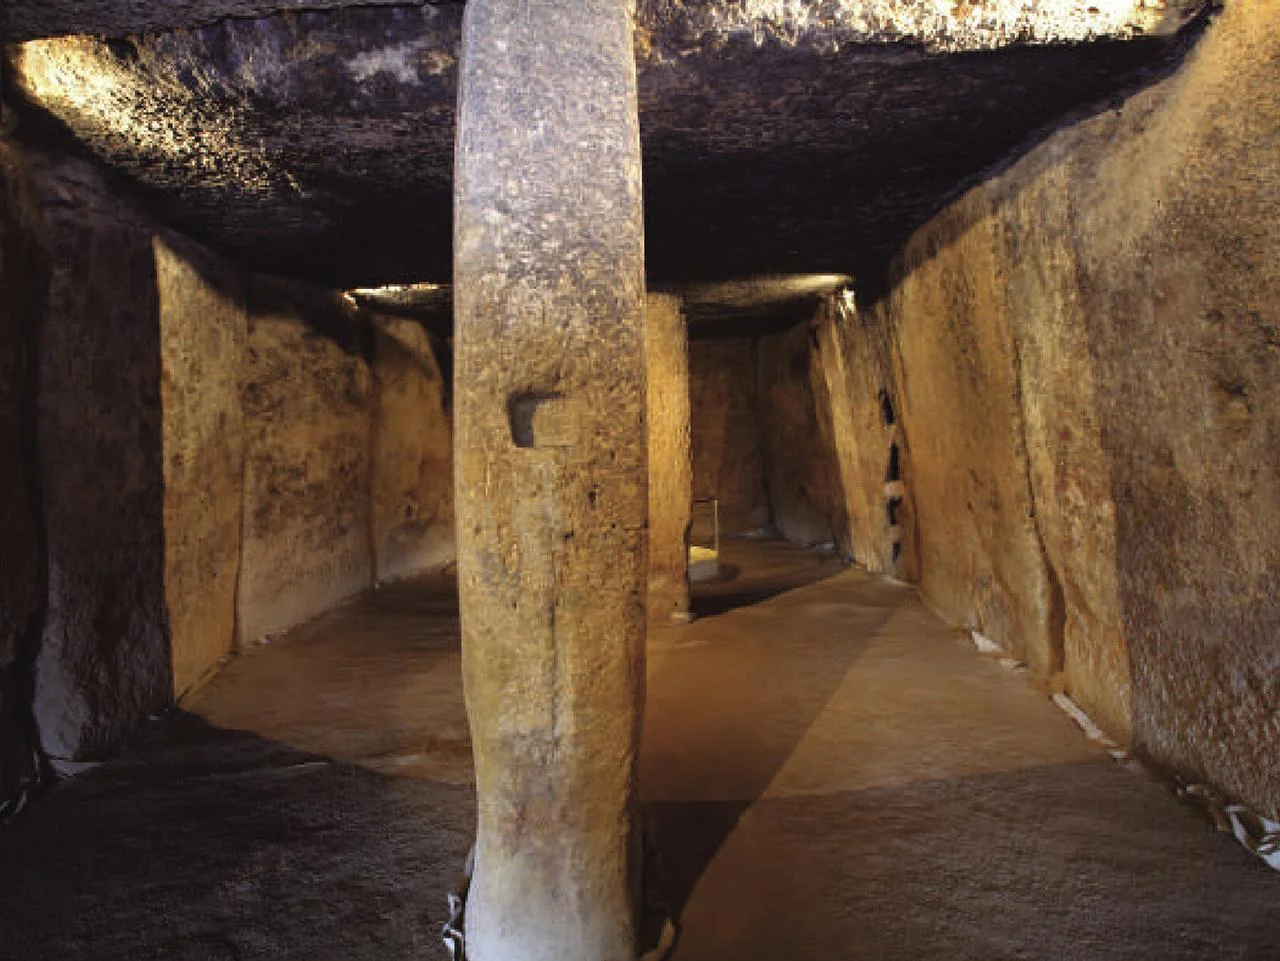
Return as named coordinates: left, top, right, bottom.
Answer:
left=0, top=540, right=1276, bottom=960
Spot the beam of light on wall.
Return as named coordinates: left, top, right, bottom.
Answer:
left=705, top=0, right=1180, bottom=51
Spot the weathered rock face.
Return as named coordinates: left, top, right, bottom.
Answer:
left=4, top=3, right=1199, bottom=286
left=157, top=234, right=247, bottom=698
left=0, top=143, right=45, bottom=804
left=453, top=0, right=648, bottom=956
left=0, top=130, right=459, bottom=779
left=689, top=338, right=770, bottom=535
left=237, top=279, right=373, bottom=644
left=29, top=151, right=172, bottom=761
left=370, top=314, right=454, bottom=584
left=5, top=0, right=1193, bottom=47
left=868, top=0, right=1280, bottom=815
left=756, top=322, right=846, bottom=547
left=881, top=222, right=1063, bottom=678
left=647, top=293, right=692, bottom=623
left=809, top=296, right=907, bottom=575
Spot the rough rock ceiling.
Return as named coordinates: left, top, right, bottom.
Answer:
left=3, top=1, right=1208, bottom=290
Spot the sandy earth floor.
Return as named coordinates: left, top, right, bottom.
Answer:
left=0, top=540, right=1276, bottom=960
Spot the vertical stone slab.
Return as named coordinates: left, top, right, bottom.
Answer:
left=756, top=323, right=846, bottom=547
left=454, top=1, right=647, bottom=958
left=370, top=315, right=455, bottom=583
left=156, top=234, right=246, bottom=699
left=0, top=144, right=45, bottom=805
left=688, top=338, right=770, bottom=535
left=646, top=294, right=691, bottom=624
left=811, top=298, right=898, bottom=574
left=31, top=154, right=172, bottom=760
left=238, top=279, right=373, bottom=644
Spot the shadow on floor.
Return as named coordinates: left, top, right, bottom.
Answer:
left=689, top=540, right=847, bottom=619
left=645, top=558, right=902, bottom=925
left=0, top=715, right=474, bottom=961
left=667, top=760, right=1280, bottom=961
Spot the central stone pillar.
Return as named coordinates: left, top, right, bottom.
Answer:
left=453, top=2, right=648, bottom=960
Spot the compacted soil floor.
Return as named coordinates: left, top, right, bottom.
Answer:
left=1, top=540, right=1277, bottom=960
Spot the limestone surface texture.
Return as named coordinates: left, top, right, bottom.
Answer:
left=5, top=0, right=1192, bottom=46
left=869, top=0, right=1280, bottom=814
left=689, top=338, right=770, bottom=535
left=157, top=235, right=247, bottom=699
left=453, top=0, right=648, bottom=957
left=4, top=541, right=1279, bottom=961
left=0, top=144, right=43, bottom=805
left=881, top=219, right=1061, bottom=678
left=238, top=280, right=374, bottom=645
left=6, top=4, right=1195, bottom=285
left=756, top=323, right=847, bottom=547
left=809, top=297, right=905, bottom=575
left=647, top=294, right=692, bottom=623
left=371, top=315, right=455, bottom=584
left=29, top=152, right=172, bottom=761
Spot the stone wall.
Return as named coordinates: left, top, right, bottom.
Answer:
left=156, top=235, right=247, bottom=698
left=0, top=144, right=45, bottom=805
left=237, top=280, right=374, bottom=644
left=867, top=1, right=1280, bottom=815
left=370, top=315, right=454, bottom=585
left=810, top=297, right=908, bottom=576
left=756, top=322, right=847, bottom=548
left=689, top=337, right=769, bottom=536
left=646, top=293, right=692, bottom=623
left=0, top=140, right=458, bottom=775
left=29, top=153, right=172, bottom=762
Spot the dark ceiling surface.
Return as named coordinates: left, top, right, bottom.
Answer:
left=2, top=1, right=1208, bottom=292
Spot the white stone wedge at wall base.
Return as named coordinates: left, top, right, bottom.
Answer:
left=970, top=630, right=1002, bottom=654
left=1051, top=692, right=1117, bottom=749
left=1178, top=782, right=1280, bottom=873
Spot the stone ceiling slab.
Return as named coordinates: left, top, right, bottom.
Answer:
left=3, top=2, right=1210, bottom=287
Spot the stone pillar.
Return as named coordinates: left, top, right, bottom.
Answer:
left=646, top=294, right=692, bottom=624
left=453, top=2, right=648, bottom=960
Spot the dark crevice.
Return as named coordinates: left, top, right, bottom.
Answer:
left=878, top=389, right=896, bottom=426
left=885, top=443, right=901, bottom=483
left=886, top=496, right=902, bottom=528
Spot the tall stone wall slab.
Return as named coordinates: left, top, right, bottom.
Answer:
left=876, top=199, right=1061, bottom=678
left=156, top=234, right=247, bottom=699
left=689, top=337, right=770, bottom=536
left=811, top=298, right=907, bottom=575
left=238, top=280, right=374, bottom=644
left=370, top=314, right=455, bottom=584
left=873, top=1, right=1280, bottom=813
left=647, top=293, right=692, bottom=623
left=756, top=322, right=846, bottom=547
left=0, top=144, right=45, bottom=802
left=29, top=153, right=172, bottom=761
